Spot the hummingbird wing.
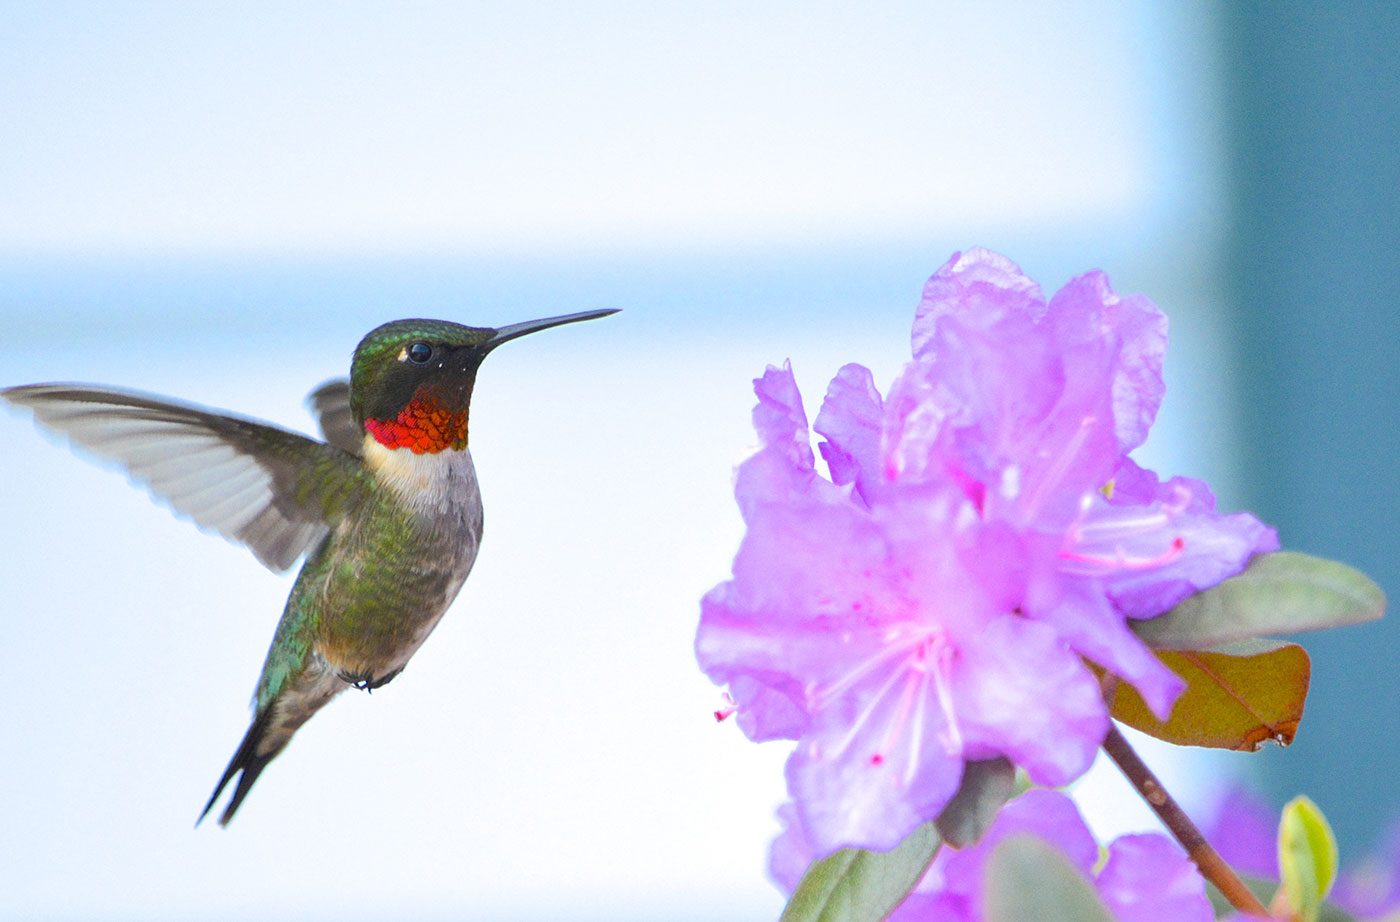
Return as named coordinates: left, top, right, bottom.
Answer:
left=306, top=378, right=362, bottom=457
left=2, top=384, right=369, bottom=572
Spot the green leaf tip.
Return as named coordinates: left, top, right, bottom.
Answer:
left=779, top=821, right=941, bottom=922
left=1278, top=795, right=1340, bottom=922
left=1132, top=551, right=1386, bottom=651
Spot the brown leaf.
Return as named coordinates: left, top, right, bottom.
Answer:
left=1106, top=642, right=1310, bottom=751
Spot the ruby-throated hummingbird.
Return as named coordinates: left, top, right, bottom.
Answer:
left=1, top=308, right=617, bottom=826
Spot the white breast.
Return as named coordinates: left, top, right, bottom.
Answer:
left=357, top=437, right=486, bottom=673
left=361, top=436, right=484, bottom=528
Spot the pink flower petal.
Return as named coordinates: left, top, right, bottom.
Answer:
left=1097, top=834, right=1214, bottom=922
left=912, top=248, right=1047, bottom=358
left=1027, top=566, right=1185, bottom=719
left=814, top=362, right=885, bottom=503
left=1201, top=785, right=1280, bottom=880
left=769, top=801, right=816, bottom=894
left=1090, top=460, right=1280, bottom=618
left=786, top=691, right=964, bottom=854
left=1045, top=270, right=1168, bottom=454
left=952, top=616, right=1107, bottom=785
left=753, top=360, right=813, bottom=457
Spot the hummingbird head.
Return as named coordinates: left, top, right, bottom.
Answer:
left=350, top=309, right=617, bottom=454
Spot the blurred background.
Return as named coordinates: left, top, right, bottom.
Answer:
left=0, top=2, right=1395, bottom=920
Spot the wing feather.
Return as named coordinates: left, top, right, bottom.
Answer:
left=2, top=384, right=370, bottom=572
left=306, top=379, right=361, bottom=457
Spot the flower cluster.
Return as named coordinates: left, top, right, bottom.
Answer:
left=696, top=248, right=1277, bottom=856
left=773, top=789, right=1213, bottom=922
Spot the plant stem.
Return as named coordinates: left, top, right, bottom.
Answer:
left=1101, top=724, right=1271, bottom=918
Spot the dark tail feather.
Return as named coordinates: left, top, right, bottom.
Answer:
left=198, top=708, right=281, bottom=827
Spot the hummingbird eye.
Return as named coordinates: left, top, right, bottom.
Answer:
left=407, top=342, right=433, bottom=365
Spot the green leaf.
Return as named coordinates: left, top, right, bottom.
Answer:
left=935, top=758, right=1015, bottom=848
left=1278, top=796, right=1340, bottom=922
left=1104, top=641, right=1310, bottom=750
left=983, top=835, right=1113, bottom=922
left=779, top=821, right=941, bottom=922
left=1132, top=551, right=1385, bottom=650
left=776, top=760, right=1013, bottom=922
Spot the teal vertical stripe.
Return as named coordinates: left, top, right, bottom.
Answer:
left=1224, top=2, right=1400, bottom=847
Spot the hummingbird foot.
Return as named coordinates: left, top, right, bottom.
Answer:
left=340, top=667, right=403, bottom=693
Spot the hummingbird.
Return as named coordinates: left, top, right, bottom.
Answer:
left=1, top=308, right=617, bottom=826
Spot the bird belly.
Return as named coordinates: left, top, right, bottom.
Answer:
left=312, top=447, right=483, bottom=686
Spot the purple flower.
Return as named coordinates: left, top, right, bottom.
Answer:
left=772, top=789, right=1213, bottom=922
left=1333, top=818, right=1400, bottom=920
left=1202, top=784, right=1280, bottom=880
left=696, top=248, right=1278, bottom=855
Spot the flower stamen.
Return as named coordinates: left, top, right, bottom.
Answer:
left=713, top=692, right=736, bottom=723
left=1061, top=482, right=1193, bottom=573
left=904, top=668, right=931, bottom=788
left=838, top=634, right=960, bottom=785
left=929, top=637, right=962, bottom=752
left=871, top=670, right=921, bottom=771
left=807, top=631, right=925, bottom=709
left=1061, top=535, right=1186, bottom=571
left=828, top=660, right=911, bottom=761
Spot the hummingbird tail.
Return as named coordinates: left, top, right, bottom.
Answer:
left=198, top=707, right=282, bottom=827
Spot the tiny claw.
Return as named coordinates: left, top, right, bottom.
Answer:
left=340, top=667, right=403, bottom=693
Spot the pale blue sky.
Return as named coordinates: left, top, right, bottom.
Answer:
left=0, top=1, right=1213, bottom=258
left=0, top=4, right=1239, bottom=921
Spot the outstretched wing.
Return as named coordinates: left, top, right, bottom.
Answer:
left=306, top=378, right=362, bottom=457
left=2, top=383, right=369, bottom=572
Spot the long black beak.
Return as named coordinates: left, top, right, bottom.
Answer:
left=483, top=309, right=620, bottom=352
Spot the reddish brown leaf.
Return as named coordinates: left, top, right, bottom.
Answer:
left=1106, top=642, right=1310, bottom=751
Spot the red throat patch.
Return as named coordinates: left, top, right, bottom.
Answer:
left=364, top=398, right=468, bottom=453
